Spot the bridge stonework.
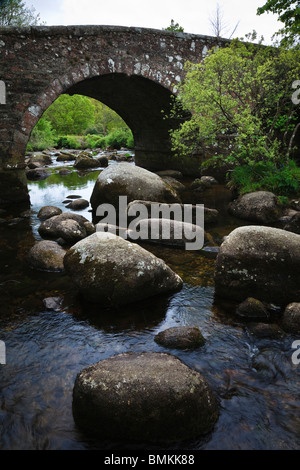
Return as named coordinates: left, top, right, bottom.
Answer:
left=0, top=25, right=224, bottom=206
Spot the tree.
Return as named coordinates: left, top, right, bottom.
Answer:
left=90, top=99, right=127, bottom=136
left=163, top=20, right=184, bottom=32
left=169, top=40, right=300, bottom=195
left=43, top=95, right=95, bottom=135
left=208, top=3, right=240, bottom=40
left=0, top=0, right=44, bottom=26
left=257, top=0, right=300, bottom=47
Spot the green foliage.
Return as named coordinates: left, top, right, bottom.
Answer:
left=229, top=159, right=300, bottom=196
left=55, top=135, right=83, bottom=149
left=90, top=99, right=128, bottom=135
left=84, top=134, right=106, bottom=149
left=105, top=128, right=134, bottom=150
left=0, top=0, right=44, bottom=26
left=163, top=20, right=184, bottom=32
left=27, top=118, right=56, bottom=151
left=169, top=39, right=300, bottom=196
left=28, top=94, right=134, bottom=152
left=43, top=95, right=95, bottom=135
left=257, top=0, right=300, bottom=47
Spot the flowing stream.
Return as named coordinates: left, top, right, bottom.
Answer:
left=0, top=155, right=299, bottom=450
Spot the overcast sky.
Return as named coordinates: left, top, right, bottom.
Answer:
left=24, top=0, right=283, bottom=44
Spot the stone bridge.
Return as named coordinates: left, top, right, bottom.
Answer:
left=0, top=25, right=226, bottom=206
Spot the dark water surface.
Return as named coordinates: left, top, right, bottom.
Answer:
left=0, top=157, right=300, bottom=450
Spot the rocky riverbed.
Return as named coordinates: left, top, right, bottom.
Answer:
left=0, top=150, right=300, bottom=450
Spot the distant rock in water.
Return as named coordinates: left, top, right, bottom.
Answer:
left=65, top=199, right=89, bottom=210
left=74, top=154, right=100, bottom=169
left=72, top=352, right=218, bottom=442
left=63, top=232, right=183, bottom=306
left=38, top=206, right=62, bottom=220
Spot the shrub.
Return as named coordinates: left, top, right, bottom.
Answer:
left=229, top=159, right=300, bottom=196
left=105, top=128, right=133, bottom=150
left=55, top=135, right=82, bottom=149
left=84, top=134, right=106, bottom=149
left=27, top=118, right=56, bottom=151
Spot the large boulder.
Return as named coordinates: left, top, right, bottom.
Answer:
left=72, top=352, right=218, bottom=442
left=214, top=226, right=300, bottom=305
left=90, top=163, right=180, bottom=218
left=63, top=232, right=183, bottom=305
left=228, top=191, right=282, bottom=223
left=38, top=212, right=95, bottom=244
left=28, top=240, right=66, bottom=272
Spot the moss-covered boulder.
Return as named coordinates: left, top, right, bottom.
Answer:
left=90, top=163, right=180, bottom=219
left=228, top=191, right=281, bottom=224
left=214, top=226, right=300, bottom=305
left=63, top=232, right=182, bottom=306
left=72, top=352, right=218, bottom=442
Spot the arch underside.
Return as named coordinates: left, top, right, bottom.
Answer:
left=66, top=73, right=186, bottom=171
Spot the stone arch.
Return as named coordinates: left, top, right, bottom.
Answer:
left=21, top=63, right=186, bottom=172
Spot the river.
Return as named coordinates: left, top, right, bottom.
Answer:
left=0, top=154, right=299, bottom=450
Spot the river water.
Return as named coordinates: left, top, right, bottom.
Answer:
left=0, top=155, right=299, bottom=450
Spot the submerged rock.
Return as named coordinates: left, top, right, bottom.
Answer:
left=246, top=323, right=285, bottom=339
left=28, top=240, right=66, bottom=272
left=72, top=352, right=218, bottom=442
left=154, top=326, right=206, bottom=349
left=63, top=232, right=183, bottom=305
left=236, top=297, right=270, bottom=321
left=228, top=191, right=281, bottom=223
left=26, top=168, right=50, bottom=181
left=214, top=226, right=300, bottom=305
